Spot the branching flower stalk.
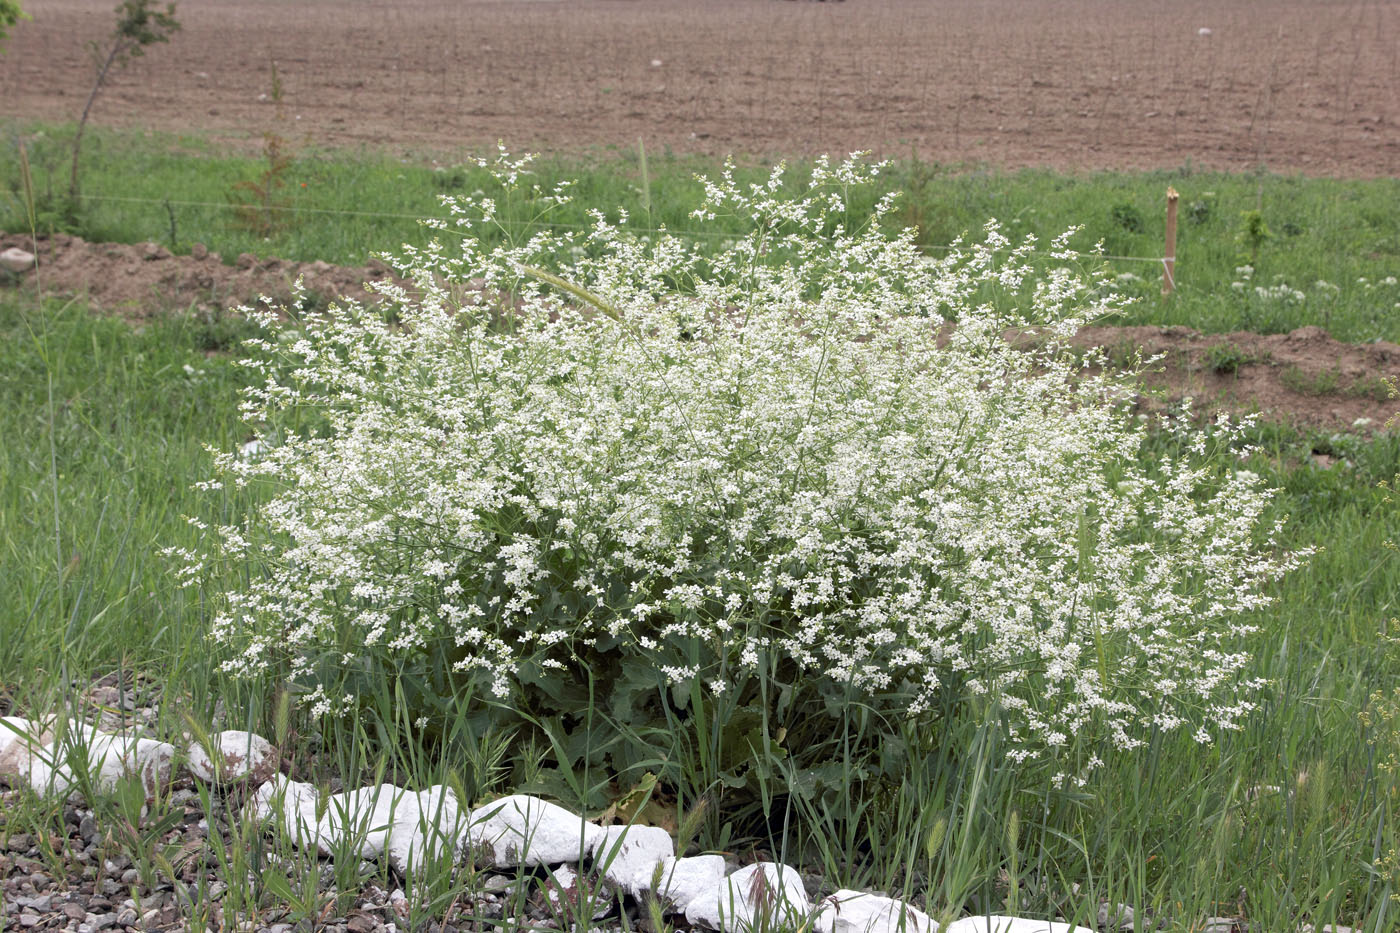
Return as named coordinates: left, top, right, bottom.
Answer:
left=177, top=151, right=1305, bottom=768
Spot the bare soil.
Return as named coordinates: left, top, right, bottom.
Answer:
left=1069, top=323, right=1399, bottom=434
left=5, top=231, right=1396, bottom=435
left=2, top=0, right=1397, bottom=176
left=0, top=231, right=404, bottom=320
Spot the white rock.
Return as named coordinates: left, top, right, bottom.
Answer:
left=238, top=439, right=268, bottom=461
left=590, top=823, right=675, bottom=896
left=546, top=864, right=580, bottom=911
left=1096, top=903, right=1134, bottom=930
left=386, top=784, right=467, bottom=876
left=468, top=794, right=602, bottom=867
left=1197, top=27, right=1212, bottom=36
left=187, top=730, right=278, bottom=785
left=685, top=861, right=809, bottom=933
left=655, top=854, right=727, bottom=913
left=543, top=865, right=613, bottom=921
left=252, top=776, right=329, bottom=851
left=24, top=730, right=175, bottom=797
left=0, top=717, right=52, bottom=778
left=108, top=735, right=176, bottom=794
left=0, top=247, right=36, bottom=273
left=814, top=891, right=937, bottom=933
left=320, top=783, right=409, bottom=858
left=943, top=917, right=1094, bottom=933
left=249, top=780, right=480, bottom=875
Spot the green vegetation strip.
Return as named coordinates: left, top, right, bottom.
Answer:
left=3, top=122, right=1400, bottom=340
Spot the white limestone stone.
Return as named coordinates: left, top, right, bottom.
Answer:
left=0, top=717, right=52, bottom=779
left=943, top=917, right=1094, bottom=933
left=654, top=854, right=727, bottom=914
left=0, top=247, right=35, bottom=273
left=252, top=776, right=330, bottom=851
left=320, top=783, right=409, bottom=858
left=814, top=890, right=937, bottom=933
left=468, top=794, right=602, bottom=867
left=542, top=865, right=614, bottom=921
left=253, top=779, right=467, bottom=873
left=546, top=864, right=581, bottom=912
left=386, top=784, right=467, bottom=876
left=239, top=439, right=268, bottom=461
left=590, top=823, right=676, bottom=896
left=22, top=730, right=175, bottom=797
left=187, top=730, right=278, bottom=785
left=685, top=861, right=809, bottom=933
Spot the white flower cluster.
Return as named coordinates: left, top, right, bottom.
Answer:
left=183, top=153, right=1303, bottom=757
left=1251, top=282, right=1307, bottom=305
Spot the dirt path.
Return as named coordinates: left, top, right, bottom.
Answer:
left=4, top=231, right=1396, bottom=435
left=2, top=0, right=1397, bottom=176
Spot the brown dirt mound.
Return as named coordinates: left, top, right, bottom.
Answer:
left=0, top=232, right=404, bottom=319
left=1069, top=324, right=1399, bottom=434
left=3, top=232, right=1396, bottom=435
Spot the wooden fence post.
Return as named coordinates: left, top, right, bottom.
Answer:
left=1162, top=186, right=1179, bottom=296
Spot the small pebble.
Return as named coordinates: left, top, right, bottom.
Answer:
left=481, top=874, right=515, bottom=893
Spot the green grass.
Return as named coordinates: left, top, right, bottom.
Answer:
left=4, top=122, right=1400, bottom=340
left=0, top=295, right=260, bottom=716
left=2, top=129, right=1400, bottom=930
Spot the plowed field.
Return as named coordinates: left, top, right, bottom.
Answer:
left=2, top=0, right=1397, bottom=175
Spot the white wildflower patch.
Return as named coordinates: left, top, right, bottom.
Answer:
left=183, top=153, right=1303, bottom=758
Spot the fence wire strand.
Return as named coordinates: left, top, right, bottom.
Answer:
left=74, top=191, right=1173, bottom=265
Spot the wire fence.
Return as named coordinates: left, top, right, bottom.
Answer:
left=74, top=192, right=1174, bottom=267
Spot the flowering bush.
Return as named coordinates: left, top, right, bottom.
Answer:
left=181, top=153, right=1301, bottom=777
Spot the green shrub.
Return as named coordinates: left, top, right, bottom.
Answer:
left=1109, top=202, right=1145, bottom=234
left=1203, top=342, right=1253, bottom=374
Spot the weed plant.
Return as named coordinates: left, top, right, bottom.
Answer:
left=228, top=61, right=294, bottom=238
